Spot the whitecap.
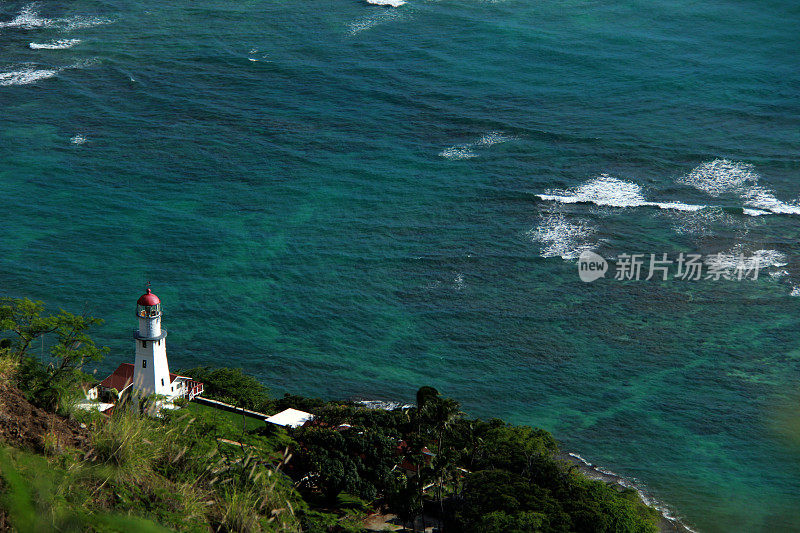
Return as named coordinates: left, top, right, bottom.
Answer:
left=0, top=4, right=53, bottom=29
left=59, top=15, right=113, bottom=31
left=438, top=145, right=477, bottom=160
left=0, top=4, right=112, bottom=31
left=537, top=175, right=705, bottom=212
left=742, top=207, right=770, bottom=216
left=0, top=66, right=58, bottom=86
left=29, top=38, right=81, bottom=50
left=791, top=286, right=800, bottom=297
left=476, top=131, right=517, bottom=147
left=678, top=159, right=759, bottom=197
left=0, top=59, right=97, bottom=87
left=527, top=213, right=598, bottom=260
left=366, top=0, right=406, bottom=6
left=70, top=134, right=87, bottom=145
left=439, top=131, right=517, bottom=160
left=740, top=186, right=800, bottom=216
left=679, top=159, right=800, bottom=216
left=704, top=248, right=787, bottom=270
left=347, top=9, right=401, bottom=35
left=668, top=207, right=739, bottom=236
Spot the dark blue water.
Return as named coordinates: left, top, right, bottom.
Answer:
left=2, top=1, right=799, bottom=530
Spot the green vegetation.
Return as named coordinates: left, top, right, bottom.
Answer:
left=0, top=297, right=661, bottom=532
left=0, top=297, right=108, bottom=412
left=178, top=366, right=272, bottom=413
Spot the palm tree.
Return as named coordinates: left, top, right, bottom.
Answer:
left=415, top=389, right=463, bottom=530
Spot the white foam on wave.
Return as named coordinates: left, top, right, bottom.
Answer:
left=0, top=59, right=97, bottom=87
left=668, top=207, right=740, bottom=237
left=679, top=159, right=759, bottom=197
left=438, top=146, right=477, bottom=160
left=0, top=4, right=112, bottom=31
left=347, top=9, right=402, bottom=35
left=742, top=207, right=770, bottom=216
left=366, top=0, right=406, bottom=6
left=0, top=65, right=58, bottom=86
left=476, top=131, right=518, bottom=147
left=756, top=250, right=790, bottom=268
left=680, top=159, right=800, bottom=216
left=70, top=134, right=87, bottom=145
left=439, top=131, right=518, bottom=160
left=568, top=452, right=591, bottom=465
left=527, top=213, right=598, bottom=260
left=0, top=4, right=52, bottom=28
left=740, top=186, right=800, bottom=215
left=705, top=247, right=788, bottom=270
left=791, top=286, right=800, bottom=297
left=770, top=269, right=788, bottom=280
left=29, top=38, right=81, bottom=49
left=537, top=175, right=705, bottom=212
left=60, top=15, right=113, bottom=31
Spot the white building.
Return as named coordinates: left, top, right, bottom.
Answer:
left=94, top=286, right=203, bottom=408
left=265, top=408, right=315, bottom=428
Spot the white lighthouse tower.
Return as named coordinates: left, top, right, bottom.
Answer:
left=133, top=286, right=172, bottom=398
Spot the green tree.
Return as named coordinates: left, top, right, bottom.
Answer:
left=294, top=426, right=397, bottom=504
left=179, top=366, right=271, bottom=412
left=0, top=297, right=107, bottom=411
left=414, top=387, right=463, bottom=525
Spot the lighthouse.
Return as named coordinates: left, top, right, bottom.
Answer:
left=133, top=286, right=172, bottom=397
left=92, top=286, right=203, bottom=410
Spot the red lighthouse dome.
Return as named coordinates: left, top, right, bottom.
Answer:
left=137, top=288, right=161, bottom=306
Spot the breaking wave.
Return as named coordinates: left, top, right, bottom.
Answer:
left=438, top=146, right=478, bottom=160
left=29, top=38, right=81, bottom=49
left=0, top=4, right=112, bottom=31
left=476, top=131, right=518, bottom=147
left=347, top=9, right=402, bottom=35
left=0, top=59, right=97, bottom=87
left=366, top=0, right=406, bottom=6
left=60, top=15, right=113, bottom=31
left=679, top=159, right=800, bottom=216
left=537, top=175, right=705, bottom=212
left=0, top=4, right=51, bottom=28
left=667, top=207, right=739, bottom=237
left=527, top=213, right=598, bottom=260
left=704, top=248, right=788, bottom=270
left=439, top=131, right=518, bottom=160
left=679, top=159, right=759, bottom=197
left=0, top=65, right=58, bottom=86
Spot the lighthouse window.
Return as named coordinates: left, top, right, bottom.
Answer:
left=141, top=340, right=146, bottom=348
left=161, top=378, right=164, bottom=386
left=142, top=360, right=146, bottom=368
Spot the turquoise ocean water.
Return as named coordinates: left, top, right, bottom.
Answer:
left=1, top=0, right=799, bottom=530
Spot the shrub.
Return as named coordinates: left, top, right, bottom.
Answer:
left=178, top=366, right=271, bottom=413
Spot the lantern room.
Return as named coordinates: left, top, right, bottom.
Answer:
left=137, top=288, right=161, bottom=318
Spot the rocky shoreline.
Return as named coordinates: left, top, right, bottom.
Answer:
left=559, top=452, right=696, bottom=533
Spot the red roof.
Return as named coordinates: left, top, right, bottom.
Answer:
left=100, top=363, right=187, bottom=392
left=99, top=363, right=134, bottom=392
left=137, top=288, right=160, bottom=306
